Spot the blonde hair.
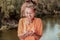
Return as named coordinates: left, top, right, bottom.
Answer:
left=21, top=2, right=36, bottom=17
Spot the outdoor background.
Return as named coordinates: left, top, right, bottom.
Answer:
left=0, top=0, right=60, bottom=40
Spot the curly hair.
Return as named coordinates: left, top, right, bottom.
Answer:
left=20, top=2, right=36, bottom=17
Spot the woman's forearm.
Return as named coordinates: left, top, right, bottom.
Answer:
left=33, top=33, right=41, bottom=39
left=18, top=31, right=35, bottom=39
left=18, top=33, right=29, bottom=39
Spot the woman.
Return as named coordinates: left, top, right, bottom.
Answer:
left=21, top=0, right=38, bottom=17
left=18, top=5, right=43, bottom=40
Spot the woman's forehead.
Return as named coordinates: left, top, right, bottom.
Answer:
left=25, top=8, right=34, bottom=13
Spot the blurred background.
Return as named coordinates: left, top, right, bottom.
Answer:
left=0, top=0, right=60, bottom=40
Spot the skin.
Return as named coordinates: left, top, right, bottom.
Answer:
left=24, top=8, right=35, bottom=23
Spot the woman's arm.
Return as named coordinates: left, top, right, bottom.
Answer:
left=35, top=18, right=43, bottom=38
left=18, top=18, right=35, bottom=39
left=18, top=18, right=25, bottom=39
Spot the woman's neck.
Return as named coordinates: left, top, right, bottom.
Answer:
left=25, top=18, right=34, bottom=25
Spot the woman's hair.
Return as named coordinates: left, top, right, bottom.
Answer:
left=25, top=0, right=37, bottom=5
left=21, top=2, right=36, bottom=17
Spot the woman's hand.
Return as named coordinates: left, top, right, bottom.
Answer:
left=18, top=31, right=34, bottom=39
left=24, top=30, right=35, bottom=37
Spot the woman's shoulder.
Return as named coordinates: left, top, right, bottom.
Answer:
left=34, top=18, right=42, bottom=24
left=34, top=18, right=42, bottom=21
left=19, top=18, right=25, bottom=22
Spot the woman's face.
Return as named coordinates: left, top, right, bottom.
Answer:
left=24, top=8, right=35, bottom=19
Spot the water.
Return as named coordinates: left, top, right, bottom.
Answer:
left=0, top=29, right=19, bottom=40
left=0, top=17, right=60, bottom=40
left=40, top=17, right=60, bottom=40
